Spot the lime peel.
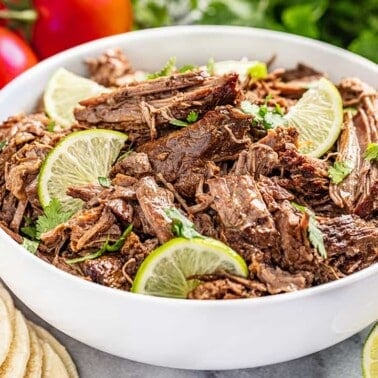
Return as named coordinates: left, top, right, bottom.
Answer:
left=131, top=237, right=248, bottom=299
left=362, top=322, right=378, bottom=378
left=284, top=77, right=343, bottom=158
left=38, top=129, right=127, bottom=213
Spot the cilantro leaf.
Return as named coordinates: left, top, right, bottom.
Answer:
left=147, top=57, right=177, bottom=79
left=21, top=238, right=39, bottom=254
left=328, top=160, right=354, bottom=184
left=47, top=120, right=56, bottom=132
left=178, top=64, right=197, bottom=73
left=0, top=141, right=7, bottom=152
left=291, top=202, right=327, bottom=258
left=36, top=199, right=75, bottom=238
left=98, top=176, right=111, bottom=188
left=206, top=57, right=215, bottom=75
left=240, top=100, right=286, bottom=129
left=170, top=119, right=188, bottom=127
left=165, top=207, right=203, bottom=239
left=364, top=143, right=378, bottom=161
left=66, top=225, right=133, bottom=264
left=186, top=111, right=199, bottom=123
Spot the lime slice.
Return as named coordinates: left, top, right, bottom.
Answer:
left=132, top=237, right=249, bottom=299
left=38, top=129, right=127, bottom=213
left=284, top=77, right=343, bottom=158
left=44, top=68, right=109, bottom=128
left=362, top=323, right=378, bottom=378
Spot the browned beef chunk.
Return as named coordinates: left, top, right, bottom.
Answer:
left=110, top=152, right=151, bottom=178
left=86, top=48, right=134, bottom=87
left=139, top=106, right=251, bottom=197
left=254, top=263, right=309, bottom=294
left=337, top=77, right=376, bottom=107
left=281, top=63, right=323, bottom=83
left=207, top=175, right=280, bottom=259
left=74, top=72, right=239, bottom=143
left=187, top=275, right=266, bottom=300
left=68, top=206, right=121, bottom=252
left=135, top=176, right=174, bottom=243
left=329, top=93, right=378, bottom=218
left=260, top=127, right=330, bottom=206
left=80, top=254, right=129, bottom=290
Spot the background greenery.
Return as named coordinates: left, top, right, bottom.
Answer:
left=131, top=0, right=378, bottom=63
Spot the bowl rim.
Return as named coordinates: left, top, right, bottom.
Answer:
left=0, top=25, right=377, bottom=307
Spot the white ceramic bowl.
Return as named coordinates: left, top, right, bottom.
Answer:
left=0, top=26, right=377, bottom=370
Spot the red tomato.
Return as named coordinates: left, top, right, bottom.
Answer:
left=31, top=0, right=133, bottom=58
left=0, top=26, right=38, bottom=88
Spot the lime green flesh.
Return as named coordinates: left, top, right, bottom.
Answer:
left=44, top=68, right=109, bottom=128
left=132, top=237, right=249, bottom=299
left=362, top=323, right=378, bottom=378
left=284, top=78, right=343, bottom=158
left=38, top=129, right=127, bottom=213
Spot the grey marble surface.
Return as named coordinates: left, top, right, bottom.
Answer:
left=7, top=289, right=368, bottom=378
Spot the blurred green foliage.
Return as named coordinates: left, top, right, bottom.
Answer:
left=131, top=0, right=378, bottom=62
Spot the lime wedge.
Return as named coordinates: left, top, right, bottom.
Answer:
left=132, top=237, right=249, bottom=299
left=284, top=77, right=343, bottom=158
left=44, top=68, right=109, bottom=128
left=362, top=323, right=378, bottom=378
left=38, top=129, right=127, bottom=213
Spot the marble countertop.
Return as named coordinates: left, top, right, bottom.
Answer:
left=10, top=290, right=368, bottom=378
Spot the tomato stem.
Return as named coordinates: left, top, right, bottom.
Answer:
left=0, top=9, right=37, bottom=23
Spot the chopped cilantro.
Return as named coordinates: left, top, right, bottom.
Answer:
left=291, top=202, right=327, bottom=259
left=170, top=111, right=199, bottom=127
left=0, top=141, right=7, bottom=152
left=21, top=216, right=37, bottom=240
left=343, top=107, right=358, bottom=116
left=206, top=57, right=215, bottom=75
left=36, top=198, right=75, bottom=238
left=247, top=62, right=268, bottom=79
left=364, top=143, right=378, bottom=162
left=21, top=238, right=39, bottom=254
left=98, top=176, right=111, bottom=188
left=165, top=207, right=203, bottom=239
left=186, top=111, right=199, bottom=123
left=328, top=160, right=353, bottom=184
left=240, top=99, right=286, bottom=129
left=47, top=120, right=56, bottom=132
left=170, top=119, right=189, bottom=127
left=66, top=224, right=133, bottom=264
left=147, top=57, right=177, bottom=79
left=178, top=64, right=197, bottom=73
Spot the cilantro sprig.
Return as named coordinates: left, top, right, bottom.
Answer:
left=66, top=224, right=133, bottom=264
left=241, top=98, right=285, bottom=130
left=170, top=111, right=199, bottom=127
left=0, top=141, right=8, bottom=152
left=328, top=160, right=353, bottom=184
left=291, top=202, right=327, bottom=259
left=165, top=207, right=203, bottom=239
left=147, top=57, right=177, bottom=79
left=364, top=143, right=378, bottom=162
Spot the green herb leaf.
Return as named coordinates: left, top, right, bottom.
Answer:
left=291, top=202, right=327, bottom=258
left=147, top=57, right=177, bottom=79
left=66, top=225, right=133, bottom=264
left=21, top=238, right=39, bottom=254
left=47, top=120, right=56, bottom=132
left=240, top=100, right=285, bottom=129
left=206, top=57, right=215, bottom=75
left=0, top=141, right=7, bottom=152
left=165, top=207, right=203, bottom=239
left=186, top=111, right=199, bottom=123
left=247, top=62, right=268, bottom=79
left=364, top=143, right=378, bottom=162
left=98, top=176, right=111, bottom=188
left=178, top=64, right=197, bottom=73
left=328, top=160, right=354, bottom=184
left=170, top=119, right=189, bottom=127
left=21, top=225, right=37, bottom=240
left=36, top=198, right=75, bottom=238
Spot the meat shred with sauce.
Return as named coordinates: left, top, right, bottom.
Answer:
left=0, top=49, right=377, bottom=300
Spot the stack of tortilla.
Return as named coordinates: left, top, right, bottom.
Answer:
left=0, top=283, right=79, bottom=377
